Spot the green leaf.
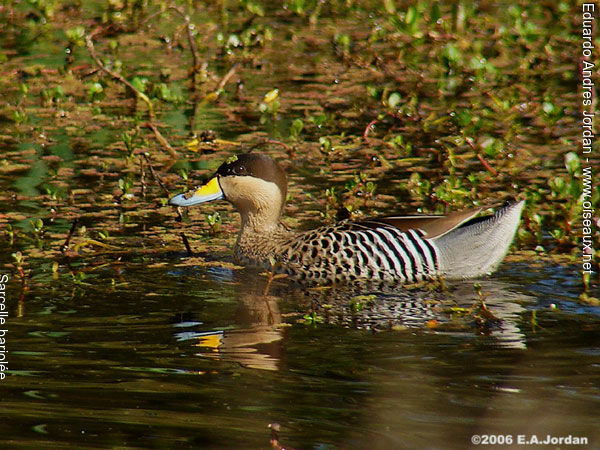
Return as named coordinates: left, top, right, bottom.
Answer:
left=65, top=26, right=85, bottom=45
left=388, top=92, right=402, bottom=108
left=542, top=102, right=555, bottom=115
left=290, top=118, right=304, bottom=137
left=319, top=136, right=332, bottom=152
left=549, top=176, right=566, bottom=195
left=442, top=43, right=462, bottom=65
left=88, top=82, right=103, bottom=95
left=564, top=152, right=580, bottom=175
left=245, top=1, right=264, bottom=16
left=383, top=0, right=396, bottom=14
left=405, top=6, right=418, bottom=26
left=130, top=77, right=148, bottom=93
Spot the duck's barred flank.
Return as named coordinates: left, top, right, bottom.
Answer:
left=280, top=223, right=439, bottom=284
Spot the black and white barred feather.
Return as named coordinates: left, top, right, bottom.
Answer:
left=278, top=201, right=524, bottom=284
left=281, top=222, right=440, bottom=284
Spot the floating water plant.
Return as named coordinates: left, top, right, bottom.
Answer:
left=259, top=88, right=280, bottom=118
left=205, top=212, right=222, bottom=236
left=289, top=118, right=304, bottom=140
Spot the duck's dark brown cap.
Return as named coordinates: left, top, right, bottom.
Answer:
left=216, top=153, right=287, bottom=197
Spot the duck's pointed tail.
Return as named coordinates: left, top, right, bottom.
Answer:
left=432, top=200, right=525, bottom=279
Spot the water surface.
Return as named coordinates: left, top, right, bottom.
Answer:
left=1, top=1, right=598, bottom=448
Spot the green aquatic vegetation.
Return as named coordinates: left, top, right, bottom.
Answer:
left=479, top=136, right=504, bottom=159
left=219, top=33, right=241, bottom=52
left=468, top=56, right=497, bottom=83
left=432, top=175, right=473, bottom=208
left=99, top=0, right=150, bottom=30
left=541, top=99, right=565, bottom=126
left=18, top=82, right=30, bottom=100
left=319, top=172, right=378, bottom=221
left=517, top=151, right=599, bottom=252
left=12, top=108, right=29, bottom=124
left=441, top=42, right=463, bottom=70
left=42, top=184, right=62, bottom=200
left=218, top=24, right=272, bottom=57
left=5, top=224, right=15, bottom=246
left=121, top=129, right=139, bottom=158
left=40, top=86, right=65, bottom=107
left=289, top=118, right=304, bottom=140
left=25, top=0, right=59, bottom=19
left=286, top=0, right=326, bottom=23
left=241, top=24, right=272, bottom=48
left=130, top=77, right=149, bottom=96
left=118, top=175, right=135, bottom=201
left=97, top=230, right=110, bottom=241
left=333, top=33, right=351, bottom=58
left=178, top=168, right=189, bottom=182
left=11, top=251, right=27, bottom=282
left=307, top=113, right=330, bottom=128
left=241, top=0, right=265, bottom=17
left=366, top=85, right=382, bottom=101
left=386, top=135, right=413, bottom=156
left=350, top=294, right=376, bottom=313
left=383, top=2, right=425, bottom=38
left=321, top=186, right=340, bottom=220
left=529, top=213, right=544, bottom=246
left=258, top=88, right=280, bottom=122
left=318, top=136, right=332, bottom=154
left=386, top=92, right=402, bottom=109
left=406, top=172, right=431, bottom=200
left=302, top=311, right=324, bottom=326
left=29, top=218, right=45, bottom=240
left=545, top=152, right=587, bottom=243
left=345, top=172, right=377, bottom=199
left=64, top=26, right=85, bottom=66
left=71, top=270, right=88, bottom=285
left=87, top=82, right=105, bottom=103
left=151, top=82, right=184, bottom=104
left=288, top=0, right=308, bottom=16
left=206, top=212, right=222, bottom=236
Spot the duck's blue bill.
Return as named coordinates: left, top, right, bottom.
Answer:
left=168, top=177, right=224, bottom=206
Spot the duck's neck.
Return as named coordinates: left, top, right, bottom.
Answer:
left=234, top=212, right=294, bottom=267
left=239, top=208, right=282, bottom=234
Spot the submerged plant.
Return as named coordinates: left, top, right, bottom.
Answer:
left=87, top=82, right=105, bottom=103
left=289, top=118, right=304, bottom=140
left=11, top=251, right=26, bottom=282
left=206, top=212, right=222, bottom=235
left=118, top=175, right=135, bottom=201
left=121, top=129, right=140, bottom=158
left=259, top=88, right=280, bottom=121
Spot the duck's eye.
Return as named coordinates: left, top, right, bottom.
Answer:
left=222, top=163, right=245, bottom=176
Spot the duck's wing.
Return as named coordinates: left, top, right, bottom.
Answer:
left=353, top=207, right=483, bottom=239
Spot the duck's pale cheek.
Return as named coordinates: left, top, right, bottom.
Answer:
left=221, top=176, right=282, bottom=214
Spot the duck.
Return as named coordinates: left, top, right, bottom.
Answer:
left=169, top=153, right=524, bottom=285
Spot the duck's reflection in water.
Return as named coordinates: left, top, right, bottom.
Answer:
left=191, top=292, right=284, bottom=371
left=176, top=276, right=533, bottom=370
left=448, top=280, right=532, bottom=350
